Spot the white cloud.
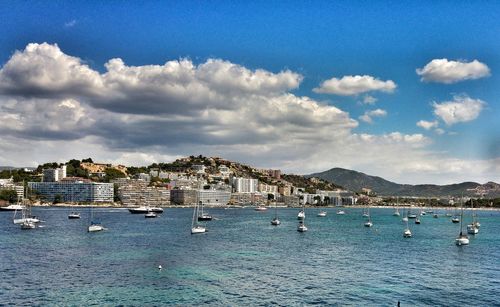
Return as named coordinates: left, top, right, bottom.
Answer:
left=416, top=58, right=490, bottom=84
left=416, top=120, right=439, bottom=130
left=64, top=20, right=77, bottom=28
left=359, top=108, right=387, bottom=123
left=362, top=95, right=377, bottom=105
left=0, top=43, right=498, bottom=185
left=434, top=128, right=445, bottom=135
left=433, top=95, right=485, bottom=125
left=313, top=75, right=396, bottom=96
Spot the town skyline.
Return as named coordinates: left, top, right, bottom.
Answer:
left=0, top=2, right=499, bottom=185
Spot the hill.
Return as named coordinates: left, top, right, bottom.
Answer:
left=308, top=168, right=500, bottom=197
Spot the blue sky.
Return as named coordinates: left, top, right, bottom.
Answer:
left=0, top=1, right=498, bottom=184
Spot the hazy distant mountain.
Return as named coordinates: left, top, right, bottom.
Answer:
left=308, top=167, right=500, bottom=197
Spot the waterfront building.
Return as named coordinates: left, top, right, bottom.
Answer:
left=231, top=177, right=258, bottom=193
left=43, top=165, right=67, bottom=182
left=28, top=179, right=113, bottom=202
left=258, top=183, right=278, bottom=194
left=111, top=178, right=170, bottom=206
left=0, top=178, right=24, bottom=199
left=170, top=189, right=198, bottom=205
left=197, top=189, right=231, bottom=206
left=230, top=192, right=265, bottom=205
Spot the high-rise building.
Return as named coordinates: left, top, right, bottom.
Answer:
left=231, top=177, right=258, bottom=193
left=42, top=165, right=67, bottom=182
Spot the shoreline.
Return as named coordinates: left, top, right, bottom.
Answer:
left=25, top=203, right=500, bottom=211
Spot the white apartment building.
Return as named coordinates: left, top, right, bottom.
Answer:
left=258, top=183, right=278, bottom=194
left=231, top=177, right=258, bottom=193
left=28, top=180, right=113, bottom=203
left=43, top=165, right=67, bottom=182
left=197, top=189, right=231, bottom=206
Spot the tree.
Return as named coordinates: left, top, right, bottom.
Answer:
left=82, top=158, right=93, bottom=163
left=53, top=194, right=63, bottom=204
left=0, top=189, right=18, bottom=203
left=104, top=168, right=126, bottom=182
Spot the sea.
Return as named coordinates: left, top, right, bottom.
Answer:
left=0, top=207, right=499, bottom=306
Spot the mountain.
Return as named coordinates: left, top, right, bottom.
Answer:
left=308, top=168, right=500, bottom=197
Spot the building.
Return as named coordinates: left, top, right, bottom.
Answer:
left=112, top=178, right=170, bottom=206
left=230, top=192, right=265, bottom=205
left=43, top=165, right=67, bottom=182
left=278, top=183, right=292, bottom=196
left=170, top=189, right=198, bottom=205
left=258, top=183, right=278, bottom=194
left=197, top=189, right=231, bottom=206
left=0, top=178, right=24, bottom=199
left=231, top=177, right=258, bottom=193
left=28, top=180, right=113, bottom=203
left=218, top=165, right=232, bottom=178
left=192, top=164, right=206, bottom=174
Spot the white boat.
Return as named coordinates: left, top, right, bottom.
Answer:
left=198, top=201, right=213, bottom=221
left=129, top=206, right=163, bottom=214
left=13, top=193, right=40, bottom=225
left=297, top=221, right=308, bottom=232
left=270, top=202, right=280, bottom=225
left=393, top=197, right=400, bottom=216
left=191, top=201, right=206, bottom=234
left=254, top=205, right=268, bottom=211
left=87, top=206, right=104, bottom=232
left=415, top=217, right=421, bottom=224
left=466, top=199, right=479, bottom=235
left=20, top=220, right=36, bottom=229
left=362, top=208, right=369, bottom=218
left=364, top=207, right=373, bottom=227
left=297, top=210, right=305, bottom=220
left=403, top=219, right=412, bottom=238
left=317, top=211, right=327, bottom=217
left=68, top=212, right=81, bottom=219
left=402, top=216, right=408, bottom=222
left=336, top=210, right=345, bottom=215
left=407, top=208, right=417, bottom=219
left=455, top=198, right=469, bottom=246
left=145, top=211, right=157, bottom=218
left=451, top=216, right=460, bottom=223
left=0, top=204, right=25, bottom=211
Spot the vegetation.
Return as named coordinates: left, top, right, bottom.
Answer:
left=0, top=189, right=18, bottom=203
left=104, top=168, right=126, bottom=182
left=0, top=169, right=39, bottom=183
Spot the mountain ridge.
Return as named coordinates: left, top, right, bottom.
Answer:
left=308, top=167, right=500, bottom=197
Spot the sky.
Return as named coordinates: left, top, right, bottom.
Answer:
left=0, top=1, right=499, bottom=184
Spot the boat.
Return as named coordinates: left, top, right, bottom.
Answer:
left=129, top=206, right=164, bottom=214
left=336, top=210, right=345, bottom=215
left=254, top=205, right=268, bottom=211
left=270, top=201, right=280, bottom=225
left=433, top=213, right=439, bottom=218
left=20, top=220, right=36, bottom=229
left=415, top=216, right=421, bottom=224
left=403, top=218, right=412, bottom=238
left=297, top=210, right=305, bottom=220
left=0, top=203, right=25, bottom=211
left=197, top=201, right=213, bottom=221
left=191, top=201, right=206, bottom=234
left=407, top=208, right=417, bottom=219
left=13, top=190, right=40, bottom=225
left=364, top=207, right=373, bottom=227
left=68, top=212, right=81, bottom=219
left=451, top=203, right=460, bottom=223
left=466, top=199, right=479, bottom=235
left=393, top=197, right=400, bottom=216
left=455, top=198, right=469, bottom=246
left=317, top=211, right=327, bottom=217
left=145, top=211, right=157, bottom=218
left=297, top=220, right=308, bottom=232
left=362, top=208, right=369, bottom=218
left=87, top=206, right=104, bottom=232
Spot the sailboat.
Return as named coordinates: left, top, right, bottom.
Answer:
left=451, top=202, right=460, bottom=223
left=393, top=197, right=400, bottom=216
left=455, top=203, right=469, bottom=246
left=19, top=195, right=36, bottom=230
left=407, top=207, right=417, bottom=219
left=13, top=185, right=40, bottom=225
left=191, top=201, right=206, bottom=234
left=197, top=201, right=212, bottom=221
left=317, top=210, right=327, bottom=217
left=88, top=206, right=104, bottom=232
left=403, top=217, right=412, bottom=238
left=362, top=207, right=369, bottom=218
left=466, top=199, right=479, bottom=235
left=297, top=206, right=305, bottom=220
left=68, top=191, right=80, bottom=219
left=297, top=204, right=307, bottom=232
left=364, top=207, right=373, bottom=227
left=271, top=201, right=281, bottom=225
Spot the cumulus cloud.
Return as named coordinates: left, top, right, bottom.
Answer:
left=362, top=95, right=377, bottom=105
left=313, top=75, right=396, bottom=96
left=416, top=120, right=439, bottom=130
left=0, top=43, right=497, bottom=184
left=359, top=109, right=387, bottom=124
left=416, top=58, right=490, bottom=84
left=433, top=95, right=485, bottom=125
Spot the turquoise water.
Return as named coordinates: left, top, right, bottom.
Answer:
left=1, top=207, right=499, bottom=306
